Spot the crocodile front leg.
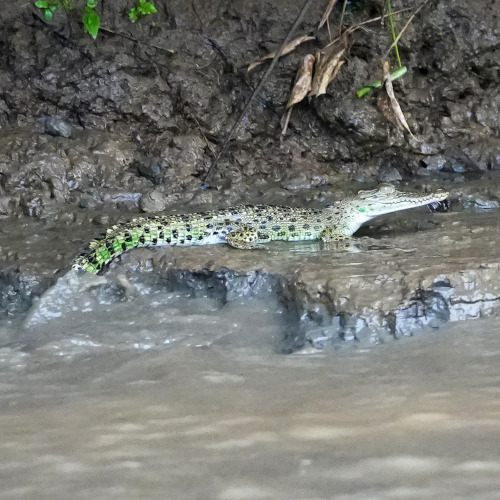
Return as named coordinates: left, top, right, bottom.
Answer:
left=225, top=226, right=263, bottom=249
left=319, top=227, right=351, bottom=242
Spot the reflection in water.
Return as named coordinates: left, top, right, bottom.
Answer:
left=1, top=275, right=500, bottom=499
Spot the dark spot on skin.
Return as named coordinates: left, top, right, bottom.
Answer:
left=122, top=242, right=127, bottom=251
left=166, top=238, right=171, bottom=244
left=272, top=225, right=281, bottom=231
left=144, top=227, right=150, bottom=234
left=159, top=231, right=164, bottom=239
left=213, top=231, right=219, bottom=235
left=106, top=241, right=114, bottom=252
left=172, top=230, right=178, bottom=239
left=139, top=235, right=145, bottom=244
left=303, top=224, right=310, bottom=229
left=288, top=225, right=295, bottom=231
left=206, top=224, right=213, bottom=229
left=186, top=235, right=192, bottom=241
left=198, top=235, right=203, bottom=240
left=290, top=218, right=297, bottom=223
left=180, top=240, right=185, bottom=244
left=152, top=238, right=158, bottom=245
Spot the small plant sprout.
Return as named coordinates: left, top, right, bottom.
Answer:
left=34, top=0, right=72, bottom=21
left=129, top=0, right=157, bottom=23
left=357, top=66, right=407, bottom=98
left=83, top=0, right=100, bottom=39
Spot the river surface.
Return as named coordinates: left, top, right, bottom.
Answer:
left=1, top=277, right=500, bottom=500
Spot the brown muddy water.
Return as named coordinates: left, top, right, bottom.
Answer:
left=1, top=270, right=500, bottom=499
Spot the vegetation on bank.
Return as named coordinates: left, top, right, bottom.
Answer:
left=34, top=0, right=157, bottom=39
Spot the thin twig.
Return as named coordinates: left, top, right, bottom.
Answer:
left=202, top=0, right=315, bottom=185
left=339, top=0, right=348, bottom=35
left=281, top=107, right=293, bottom=136
left=323, top=7, right=412, bottom=51
left=99, top=26, right=175, bottom=54
left=318, top=0, right=339, bottom=31
left=386, top=0, right=402, bottom=67
left=383, top=0, right=431, bottom=61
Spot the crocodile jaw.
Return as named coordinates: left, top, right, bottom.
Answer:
left=352, top=184, right=449, bottom=218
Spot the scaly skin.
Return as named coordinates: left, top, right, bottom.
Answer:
left=73, top=184, right=448, bottom=274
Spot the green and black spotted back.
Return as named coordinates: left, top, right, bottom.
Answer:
left=72, top=205, right=330, bottom=274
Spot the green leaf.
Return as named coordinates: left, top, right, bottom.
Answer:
left=87, top=0, right=97, bottom=8
left=356, top=86, right=371, bottom=99
left=35, top=1, right=49, bottom=8
left=129, top=8, right=138, bottom=22
left=139, top=1, right=157, bottom=14
left=44, top=8, right=53, bottom=20
left=83, top=8, right=100, bottom=39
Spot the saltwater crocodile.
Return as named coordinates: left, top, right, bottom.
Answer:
left=73, top=184, right=449, bottom=274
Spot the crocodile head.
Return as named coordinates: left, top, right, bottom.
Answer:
left=352, top=183, right=449, bottom=219
left=325, top=183, right=449, bottom=237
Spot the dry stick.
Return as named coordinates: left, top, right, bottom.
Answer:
left=382, top=0, right=431, bottom=61
left=202, top=0, right=315, bottom=186
left=322, top=7, right=412, bottom=51
left=99, top=26, right=174, bottom=54
left=281, top=107, right=293, bottom=136
left=318, top=0, right=339, bottom=31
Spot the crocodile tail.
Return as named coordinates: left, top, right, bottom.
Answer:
left=72, top=221, right=162, bottom=274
